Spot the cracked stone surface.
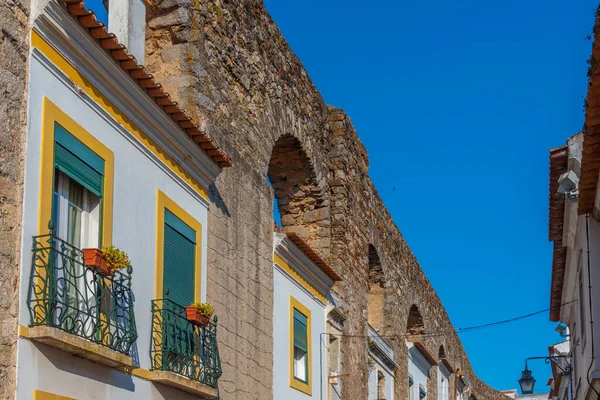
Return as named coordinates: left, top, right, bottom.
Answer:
left=146, top=1, right=510, bottom=399
left=0, top=1, right=28, bottom=399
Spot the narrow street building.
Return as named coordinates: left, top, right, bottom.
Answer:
left=546, top=12, right=600, bottom=399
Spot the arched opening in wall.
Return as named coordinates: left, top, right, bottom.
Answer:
left=438, top=345, right=446, bottom=360
left=267, top=134, right=329, bottom=252
left=367, top=244, right=385, bottom=332
left=406, top=304, right=425, bottom=336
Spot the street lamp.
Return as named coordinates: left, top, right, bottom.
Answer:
left=518, top=361, right=535, bottom=394
left=517, top=356, right=571, bottom=396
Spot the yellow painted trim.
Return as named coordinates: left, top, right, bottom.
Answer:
left=18, top=325, right=29, bottom=337
left=34, top=390, right=76, bottom=400
left=117, top=365, right=153, bottom=380
left=155, top=190, right=203, bottom=302
left=275, top=254, right=326, bottom=303
left=31, top=30, right=209, bottom=200
left=40, top=98, right=114, bottom=244
left=290, top=296, right=312, bottom=396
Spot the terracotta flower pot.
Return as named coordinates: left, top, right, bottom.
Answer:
left=185, top=307, right=211, bottom=326
left=82, top=248, right=112, bottom=276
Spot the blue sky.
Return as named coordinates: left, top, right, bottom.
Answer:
left=262, top=0, right=596, bottom=394
left=85, top=0, right=594, bottom=393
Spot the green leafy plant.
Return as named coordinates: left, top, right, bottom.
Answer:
left=102, top=245, right=130, bottom=274
left=190, top=302, right=215, bottom=318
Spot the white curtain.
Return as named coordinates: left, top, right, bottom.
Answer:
left=53, top=170, right=100, bottom=334
left=294, top=347, right=307, bottom=381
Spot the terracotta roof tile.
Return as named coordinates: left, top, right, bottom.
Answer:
left=285, top=231, right=342, bottom=282
left=56, top=0, right=231, bottom=168
left=407, top=339, right=437, bottom=366
left=548, top=146, right=568, bottom=322
left=580, top=13, right=600, bottom=214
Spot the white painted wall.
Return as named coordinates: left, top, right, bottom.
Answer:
left=437, top=364, right=450, bottom=400
left=558, top=212, right=600, bottom=400
left=16, top=50, right=210, bottom=399
left=367, top=359, right=394, bottom=400
left=408, top=342, right=432, bottom=400
left=273, top=266, right=327, bottom=400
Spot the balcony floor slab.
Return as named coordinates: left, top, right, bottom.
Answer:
left=148, top=370, right=218, bottom=398
left=22, top=325, right=133, bottom=368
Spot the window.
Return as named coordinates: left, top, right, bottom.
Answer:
left=419, top=385, right=427, bottom=399
left=290, top=296, right=312, bottom=395
left=409, top=376, right=414, bottom=400
left=440, top=376, right=447, bottom=400
left=52, top=123, right=104, bottom=247
left=51, top=124, right=105, bottom=327
left=155, top=190, right=202, bottom=302
left=293, top=309, right=309, bottom=382
left=377, top=371, right=385, bottom=399
left=328, top=334, right=340, bottom=372
left=163, top=209, right=196, bottom=306
left=39, top=98, right=114, bottom=245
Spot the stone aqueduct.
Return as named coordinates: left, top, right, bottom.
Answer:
left=0, top=0, right=510, bottom=399
left=144, top=1, right=510, bottom=399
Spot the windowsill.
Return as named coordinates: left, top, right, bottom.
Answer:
left=20, top=325, right=133, bottom=368
left=290, top=377, right=312, bottom=395
left=148, top=370, right=218, bottom=398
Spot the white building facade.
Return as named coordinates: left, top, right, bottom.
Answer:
left=367, top=324, right=396, bottom=400
left=548, top=132, right=599, bottom=400
left=407, top=341, right=436, bottom=400
left=15, top=1, right=230, bottom=398
left=273, top=231, right=342, bottom=400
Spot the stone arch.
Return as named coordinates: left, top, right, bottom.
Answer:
left=267, top=134, right=330, bottom=253
left=367, top=244, right=385, bottom=331
left=406, top=304, right=425, bottom=335
left=438, top=344, right=446, bottom=359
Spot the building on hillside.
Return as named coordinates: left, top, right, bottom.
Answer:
left=272, top=231, right=342, bottom=399
left=0, top=0, right=514, bottom=399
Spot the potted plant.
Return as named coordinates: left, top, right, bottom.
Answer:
left=185, top=302, right=215, bottom=326
left=82, top=245, right=130, bottom=276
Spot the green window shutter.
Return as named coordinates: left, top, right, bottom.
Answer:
left=163, top=210, right=196, bottom=307
left=54, top=123, right=104, bottom=196
left=165, top=210, right=196, bottom=243
left=293, top=309, right=308, bottom=352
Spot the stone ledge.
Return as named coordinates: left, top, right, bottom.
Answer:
left=22, top=326, right=133, bottom=368
left=148, top=370, right=218, bottom=398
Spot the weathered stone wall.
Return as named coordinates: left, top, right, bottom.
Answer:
left=0, top=1, right=29, bottom=399
left=146, top=1, right=509, bottom=399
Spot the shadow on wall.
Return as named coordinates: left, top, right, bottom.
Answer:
left=34, top=341, right=135, bottom=391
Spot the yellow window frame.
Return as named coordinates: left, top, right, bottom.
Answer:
left=39, top=97, right=114, bottom=244
left=155, top=189, right=202, bottom=301
left=290, top=296, right=312, bottom=395
left=34, top=390, right=75, bottom=400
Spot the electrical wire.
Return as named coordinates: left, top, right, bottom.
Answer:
left=321, top=298, right=580, bottom=341
left=455, top=299, right=579, bottom=333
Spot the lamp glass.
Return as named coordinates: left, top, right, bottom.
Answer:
left=518, top=364, right=535, bottom=395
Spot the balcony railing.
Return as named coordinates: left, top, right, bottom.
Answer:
left=150, top=296, right=222, bottom=388
left=27, top=231, right=137, bottom=355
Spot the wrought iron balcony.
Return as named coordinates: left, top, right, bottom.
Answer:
left=150, top=296, right=222, bottom=389
left=27, top=231, right=137, bottom=356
